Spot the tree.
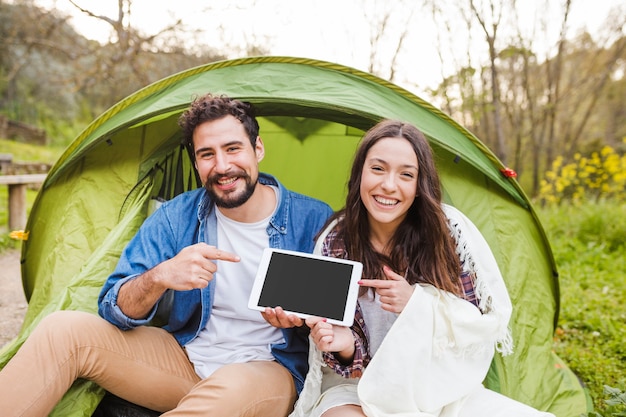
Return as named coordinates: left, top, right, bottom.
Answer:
left=558, top=34, right=626, bottom=158
left=0, top=1, right=263, bottom=144
left=0, top=1, right=91, bottom=121
left=467, top=0, right=511, bottom=164
left=426, top=0, right=625, bottom=196
left=360, top=0, right=418, bottom=86
left=423, top=0, right=511, bottom=161
left=66, top=0, right=225, bottom=104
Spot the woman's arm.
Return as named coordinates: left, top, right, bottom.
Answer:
left=316, top=304, right=371, bottom=378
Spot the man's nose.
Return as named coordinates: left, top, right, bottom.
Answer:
left=214, top=152, right=230, bottom=173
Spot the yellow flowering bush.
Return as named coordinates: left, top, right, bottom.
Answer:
left=538, top=142, right=626, bottom=205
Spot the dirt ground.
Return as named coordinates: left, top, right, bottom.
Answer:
left=0, top=249, right=28, bottom=349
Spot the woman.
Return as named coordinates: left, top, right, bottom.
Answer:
left=289, top=120, right=553, bottom=417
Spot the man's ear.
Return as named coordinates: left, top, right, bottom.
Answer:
left=255, top=136, right=265, bottom=162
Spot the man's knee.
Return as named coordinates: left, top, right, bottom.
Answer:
left=192, top=362, right=296, bottom=417
left=209, top=361, right=295, bottom=393
left=31, top=310, right=107, bottom=346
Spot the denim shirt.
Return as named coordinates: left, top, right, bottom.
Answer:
left=98, top=173, right=333, bottom=393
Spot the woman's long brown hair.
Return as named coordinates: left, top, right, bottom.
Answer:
left=325, top=120, right=462, bottom=295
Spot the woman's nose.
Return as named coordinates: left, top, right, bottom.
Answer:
left=381, top=174, right=397, bottom=191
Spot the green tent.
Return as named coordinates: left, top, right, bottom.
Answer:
left=1, top=56, right=589, bottom=416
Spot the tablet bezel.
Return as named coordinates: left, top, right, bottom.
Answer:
left=248, top=248, right=363, bottom=326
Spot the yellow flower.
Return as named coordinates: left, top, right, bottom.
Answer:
left=9, top=230, right=29, bottom=241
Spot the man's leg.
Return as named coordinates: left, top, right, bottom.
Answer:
left=163, top=361, right=297, bottom=417
left=0, top=310, right=199, bottom=417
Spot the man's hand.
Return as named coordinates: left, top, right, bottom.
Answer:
left=152, top=243, right=240, bottom=291
left=359, top=265, right=414, bottom=313
left=261, top=306, right=304, bottom=328
left=117, top=243, right=239, bottom=319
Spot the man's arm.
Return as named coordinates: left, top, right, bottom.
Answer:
left=117, top=243, right=241, bottom=319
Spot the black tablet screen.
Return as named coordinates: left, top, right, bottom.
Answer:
left=258, top=251, right=353, bottom=321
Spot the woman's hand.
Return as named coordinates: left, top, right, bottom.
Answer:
left=306, top=317, right=355, bottom=361
left=359, top=265, right=414, bottom=313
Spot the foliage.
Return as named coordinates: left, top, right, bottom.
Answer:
left=0, top=233, right=19, bottom=252
left=584, top=386, right=626, bottom=417
left=38, top=116, right=86, bottom=149
left=0, top=2, right=231, bottom=148
left=538, top=142, right=626, bottom=206
left=537, top=201, right=626, bottom=414
left=427, top=1, right=626, bottom=197
left=3, top=1, right=625, bottom=184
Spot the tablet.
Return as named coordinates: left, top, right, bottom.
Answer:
left=248, top=248, right=363, bottom=326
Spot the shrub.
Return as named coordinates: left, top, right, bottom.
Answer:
left=584, top=386, right=626, bottom=417
left=538, top=142, right=626, bottom=205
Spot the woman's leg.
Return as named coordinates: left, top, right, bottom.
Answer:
left=322, top=404, right=366, bottom=416
left=0, top=310, right=199, bottom=417
left=163, top=360, right=297, bottom=417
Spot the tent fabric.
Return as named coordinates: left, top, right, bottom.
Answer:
left=0, top=56, right=588, bottom=417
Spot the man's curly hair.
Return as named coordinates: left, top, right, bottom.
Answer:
left=178, top=93, right=260, bottom=150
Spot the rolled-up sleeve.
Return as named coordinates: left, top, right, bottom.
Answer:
left=98, top=274, right=159, bottom=329
left=322, top=330, right=367, bottom=378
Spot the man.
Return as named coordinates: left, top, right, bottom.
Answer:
left=0, top=93, right=333, bottom=416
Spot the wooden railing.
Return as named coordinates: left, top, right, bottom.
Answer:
left=0, top=174, right=47, bottom=230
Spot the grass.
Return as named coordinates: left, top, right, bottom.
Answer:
left=0, top=138, right=64, bottom=163
left=537, top=201, right=626, bottom=415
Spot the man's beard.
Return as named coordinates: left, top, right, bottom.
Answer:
left=205, top=171, right=257, bottom=209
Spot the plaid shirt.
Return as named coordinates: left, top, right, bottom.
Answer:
left=320, top=229, right=480, bottom=378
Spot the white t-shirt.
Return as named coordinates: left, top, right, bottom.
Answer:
left=185, top=193, right=284, bottom=379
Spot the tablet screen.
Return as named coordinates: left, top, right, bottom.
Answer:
left=249, top=248, right=362, bottom=326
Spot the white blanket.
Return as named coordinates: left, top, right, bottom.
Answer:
left=292, top=205, right=554, bottom=417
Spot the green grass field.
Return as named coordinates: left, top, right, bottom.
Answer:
left=537, top=202, right=626, bottom=415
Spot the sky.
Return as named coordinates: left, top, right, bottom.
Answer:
left=33, top=0, right=626, bottom=96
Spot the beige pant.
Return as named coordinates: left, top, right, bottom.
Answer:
left=0, top=310, right=297, bottom=417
